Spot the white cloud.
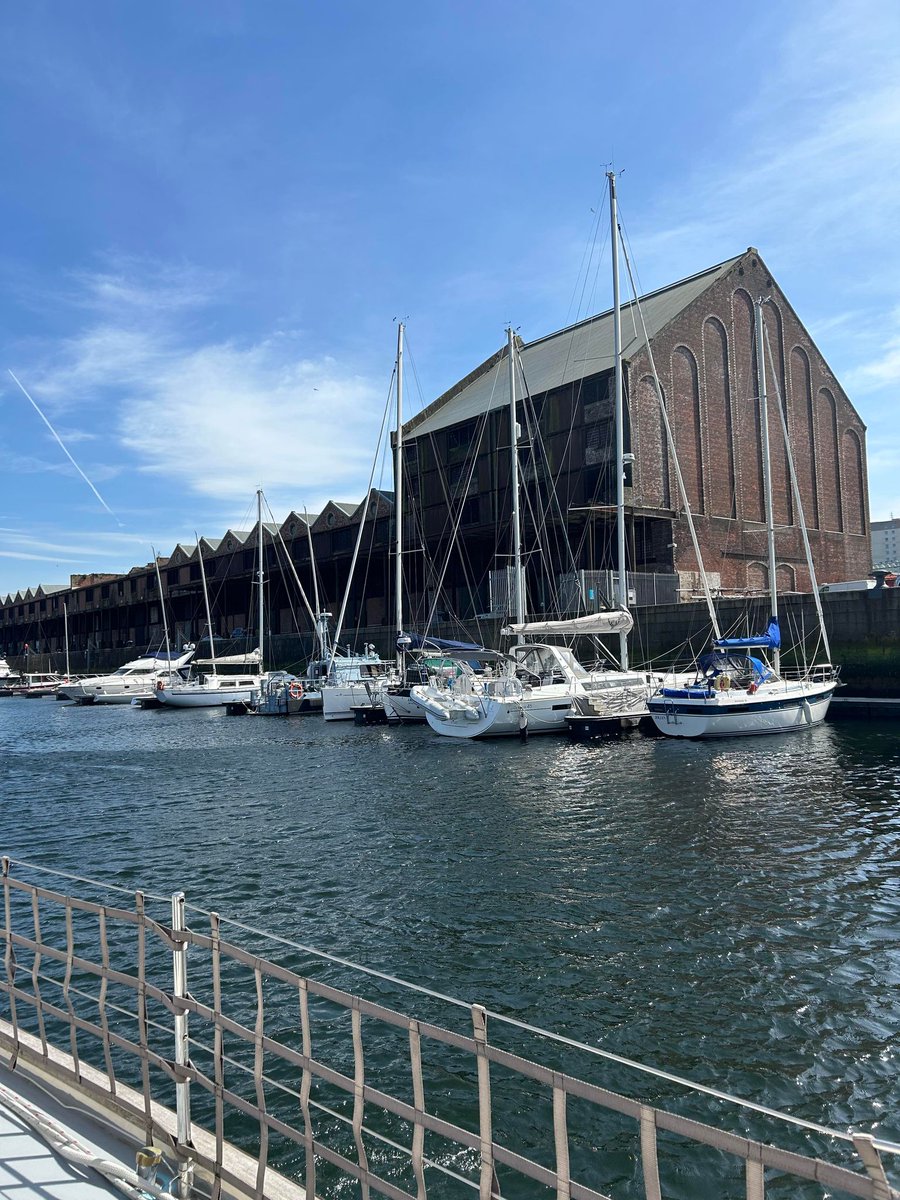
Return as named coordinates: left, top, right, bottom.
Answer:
left=68, top=258, right=226, bottom=315
left=14, top=260, right=389, bottom=509
left=0, top=550, right=84, bottom=564
left=118, top=338, right=384, bottom=503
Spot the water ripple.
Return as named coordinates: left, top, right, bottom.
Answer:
left=1, top=698, right=899, bottom=1194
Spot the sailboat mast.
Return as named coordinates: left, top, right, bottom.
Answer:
left=763, top=326, right=832, bottom=665
left=394, top=322, right=405, bottom=674
left=507, top=327, right=525, bottom=637
left=195, top=533, right=217, bottom=676
left=754, top=300, right=780, bottom=673
left=152, top=549, right=174, bottom=678
left=257, top=488, right=265, bottom=671
left=303, top=506, right=325, bottom=657
left=618, top=235, right=722, bottom=641
left=608, top=171, right=629, bottom=671
left=63, top=602, right=70, bottom=680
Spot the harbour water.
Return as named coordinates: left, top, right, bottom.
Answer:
left=2, top=698, right=899, bottom=1195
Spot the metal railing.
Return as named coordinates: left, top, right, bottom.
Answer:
left=1, top=858, right=897, bottom=1200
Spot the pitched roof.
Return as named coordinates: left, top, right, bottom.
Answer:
left=405, top=251, right=744, bottom=439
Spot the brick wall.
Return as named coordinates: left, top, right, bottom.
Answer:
left=628, top=249, right=871, bottom=589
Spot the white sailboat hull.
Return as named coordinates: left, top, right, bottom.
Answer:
left=93, top=688, right=155, bottom=704
left=411, top=657, right=656, bottom=740
left=412, top=682, right=574, bottom=739
left=157, top=677, right=263, bottom=708
left=647, top=678, right=835, bottom=738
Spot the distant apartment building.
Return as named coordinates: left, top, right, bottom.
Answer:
left=872, top=517, right=900, bottom=568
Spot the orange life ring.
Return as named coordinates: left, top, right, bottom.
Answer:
left=289, top=681, right=304, bottom=700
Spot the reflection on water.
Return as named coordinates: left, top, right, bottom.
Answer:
left=1, top=699, right=899, bottom=1194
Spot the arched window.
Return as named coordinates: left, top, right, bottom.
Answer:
left=841, top=428, right=866, bottom=534
left=671, top=346, right=704, bottom=513
left=732, top=289, right=764, bottom=521
left=789, top=346, right=819, bottom=528
left=775, top=563, right=796, bottom=593
left=747, top=561, right=768, bottom=593
left=817, top=389, right=843, bottom=531
left=702, top=317, right=735, bottom=517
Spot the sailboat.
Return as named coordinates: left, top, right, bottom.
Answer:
left=646, top=297, right=837, bottom=738
left=412, top=186, right=655, bottom=741
left=157, top=491, right=269, bottom=709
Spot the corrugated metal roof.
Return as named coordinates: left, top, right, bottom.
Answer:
left=405, top=252, right=744, bottom=439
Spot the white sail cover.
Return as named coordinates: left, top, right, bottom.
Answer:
left=195, top=649, right=262, bottom=666
left=502, top=610, right=634, bottom=637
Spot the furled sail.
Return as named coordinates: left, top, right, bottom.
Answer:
left=195, top=649, right=262, bottom=666
left=502, top=610, right=634, bottom=637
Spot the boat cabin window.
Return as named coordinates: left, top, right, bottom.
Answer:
left=514, top=646, right=570, bottom=683
left=553, top=647, right=589, bottom=679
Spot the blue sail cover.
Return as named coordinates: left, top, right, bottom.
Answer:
left=699, top=651, right=775, bottom=683
left=714, top=616, right=781, bottom=651
left=399, top=632, right=489, bottom=654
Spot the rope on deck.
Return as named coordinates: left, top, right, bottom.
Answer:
left=0, top=1078, right=179, bottom=1200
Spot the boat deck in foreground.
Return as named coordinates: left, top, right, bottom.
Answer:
left=0, top=1065, right=126, bottom=1200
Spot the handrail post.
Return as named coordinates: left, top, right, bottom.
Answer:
left=172, top=891, right=191, bottom=1148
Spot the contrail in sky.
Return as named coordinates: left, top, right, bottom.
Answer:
left=7, top=368, right=123, bottom=526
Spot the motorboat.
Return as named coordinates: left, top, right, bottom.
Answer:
left=241, top=671, right=323, bottom=716
left=10, top=672, right=65, bottom=697
left=58, top=648, right=195, bottom=704
left=318, top=648, right=394, bottom=721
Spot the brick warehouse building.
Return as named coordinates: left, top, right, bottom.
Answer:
left=401, top=246, right=870, bottom=614
left=0, top=247, right=871, bottom=658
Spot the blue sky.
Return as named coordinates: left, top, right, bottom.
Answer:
left=0, top=0, right=898, bottom=595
